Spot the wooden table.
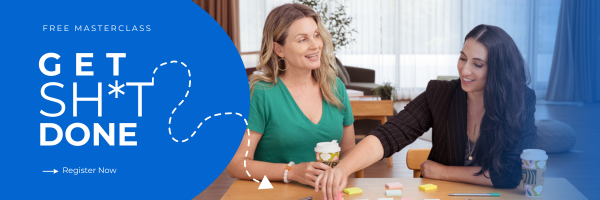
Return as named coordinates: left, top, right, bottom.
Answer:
left=350, top=100, right=395, bottom=173
left=221, top=178, right=587, bottom=200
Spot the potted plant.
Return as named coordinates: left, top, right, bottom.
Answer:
left=373, top=82, right=396, bottom=101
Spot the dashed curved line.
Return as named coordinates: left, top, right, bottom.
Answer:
left=244, top=131, right=256, bottom=183
left=169, top=110, right=246, bottom=143
left=154, top=61, right=199, bottom=143
left=155, top=61, right=248, bottom=144
left=244, top=127, right=257, bottom=183
left=154, top=61, right=256, bottom=183
left=155, top=61, right=191, bottom=141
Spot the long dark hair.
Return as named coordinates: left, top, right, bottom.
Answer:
left=467, top=25, right=531, bottom=177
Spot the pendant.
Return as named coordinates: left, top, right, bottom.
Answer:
left=469, top=156, right=473, bottom=160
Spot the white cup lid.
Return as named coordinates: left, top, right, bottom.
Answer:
left=315, top=140, right=341, bottom=153
left=520, top=149, right=548, bottom=160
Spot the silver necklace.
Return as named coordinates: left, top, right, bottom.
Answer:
left=467, top=100, right=485, bottom=161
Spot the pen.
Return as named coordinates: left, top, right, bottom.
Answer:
left=449, top=193, right=500, bottom=197
left=299, top=197, right=312, bottom=200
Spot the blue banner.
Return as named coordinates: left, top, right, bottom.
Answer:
left=0, top=0, right=249, bottom=199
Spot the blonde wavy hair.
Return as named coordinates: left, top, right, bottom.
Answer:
left=249, top=3, right=342, bottom=109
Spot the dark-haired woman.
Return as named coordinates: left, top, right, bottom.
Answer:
left=315, top=24, right=537, bottom=200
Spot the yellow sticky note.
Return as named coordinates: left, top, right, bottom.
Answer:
left=343, top=187, right=363, bottom=195
left=418, top=183, right=437, bottom=190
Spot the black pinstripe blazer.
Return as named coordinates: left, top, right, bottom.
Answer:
left=368, top=79, right=537, bottom=188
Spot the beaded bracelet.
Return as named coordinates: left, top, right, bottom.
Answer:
left=283, top=161, right=295, bottom=183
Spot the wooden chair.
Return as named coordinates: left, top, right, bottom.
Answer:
left=354, top=169, right=364, bottom=178
left=406, top=148, right=431, bottom=178
left=351, top=100, right=395, bottom=167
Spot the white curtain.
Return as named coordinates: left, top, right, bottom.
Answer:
left=239, top=0, right=561, bottom=99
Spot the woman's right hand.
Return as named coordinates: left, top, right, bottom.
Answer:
left=315, top=167, right=350, bottom=200
left=288, top=162, right=332, bottom=187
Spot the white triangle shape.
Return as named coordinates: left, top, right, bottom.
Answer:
left=258, top=175, right=274, bottom=189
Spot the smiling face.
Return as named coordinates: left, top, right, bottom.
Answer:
left=273, top=17, right=323, bottom=71
left=458, top=38, right=488, bottom=94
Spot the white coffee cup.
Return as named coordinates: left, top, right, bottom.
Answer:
left=521, top=149, right=548, bottom=197
left=315, top=140, right=341, bottom=167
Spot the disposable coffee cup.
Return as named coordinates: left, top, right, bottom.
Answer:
left=521, top=149, right=548, bottom=197
left=315, top=140, right=341, bottom=168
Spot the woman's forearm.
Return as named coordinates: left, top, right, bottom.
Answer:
left=443, top=166, right=493, bottom=186
left=340, top=147, right=353, bottom=159
left=336, top=135, right=384, bottom=176
left=227, top=158, right=288, bottom=181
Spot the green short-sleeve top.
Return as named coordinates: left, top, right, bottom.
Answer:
left=248, top=77, right=354, bottom=164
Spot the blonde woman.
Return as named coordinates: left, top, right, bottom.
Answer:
left=226, top=3, right=355, bottom=187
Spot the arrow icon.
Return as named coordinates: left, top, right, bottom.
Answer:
left=43, top=169, right=58, bottom=174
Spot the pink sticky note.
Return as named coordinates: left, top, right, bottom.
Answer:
left=337, top=191, right=343, bottom=200
left=385, top=182, right=403, bottom=189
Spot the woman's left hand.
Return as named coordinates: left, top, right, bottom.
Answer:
left=420, top=160, right=448, bottom=180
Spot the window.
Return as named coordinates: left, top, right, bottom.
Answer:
left=239, top=0, right=561, bottom=98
